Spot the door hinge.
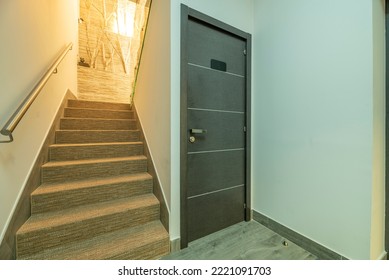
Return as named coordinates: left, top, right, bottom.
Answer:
left=243, top=126, right=247, bottom=132
left=243, top=49, right=247, bottom=56
left=244, top=203, right=247, bottom=209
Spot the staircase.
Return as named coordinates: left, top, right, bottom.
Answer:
left=15, top=99, right=170, bottom=259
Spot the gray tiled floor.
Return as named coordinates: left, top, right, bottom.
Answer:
left=162, top=221, right=317, bottom=260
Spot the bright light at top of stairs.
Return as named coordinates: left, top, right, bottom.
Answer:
left=113, top=0, right=136, bottom=37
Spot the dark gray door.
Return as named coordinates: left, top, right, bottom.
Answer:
left=181, top=7, right=250, bottom=245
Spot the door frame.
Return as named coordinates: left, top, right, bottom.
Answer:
left=180, top=4, right=252, bottom=248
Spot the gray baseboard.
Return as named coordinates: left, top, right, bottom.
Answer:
left=253, top=210, right=347, bottom=260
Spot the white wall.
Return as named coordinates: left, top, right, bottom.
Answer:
left=0, top=0, right=78, bottom=243
left=252, top=0, right=385, bottom=259
left=169, top=0, right=254, bottom=240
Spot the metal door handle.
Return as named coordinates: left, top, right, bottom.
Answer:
left=190, top=128, right=207, bottom=134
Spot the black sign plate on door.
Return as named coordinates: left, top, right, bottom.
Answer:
left=210, top=59, right=227, bottom=72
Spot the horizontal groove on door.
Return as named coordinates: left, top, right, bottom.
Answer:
left=188, top=184, right=245, bottom=199
left=188, top=62, right=244, bottom=78
left=187, top=149, right=245, bottom=197
left=188, top=108, right=244, bottom=114
left=188, top=63, right=245, bottom=112
left=188, top=148, right=244, bottom=155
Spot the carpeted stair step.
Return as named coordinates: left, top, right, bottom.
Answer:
left=64, top=107, right=135, bottom=119
left=41, top=156, right=147, bottom=183
left=60, top=118, right=137, bottom=130
left=16, top=194, right=160, bottom=259
left=15, top=98, right=169, bottom=260
left=49, top=142, right=144, bottom=161
left=31, top=173, right=153, bottom=214
left=55, top=130, right=140, bottom=144
left=68, top=99, right=131, bottom=111
left=19, top=221, right=169, bottom=260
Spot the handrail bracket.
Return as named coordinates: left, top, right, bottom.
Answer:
left=0, top=130, right=14, bottom=143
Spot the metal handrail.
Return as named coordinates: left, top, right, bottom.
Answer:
left=0, top=42, right=73, bottom=143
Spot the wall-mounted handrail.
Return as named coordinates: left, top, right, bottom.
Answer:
left=0, top=42, right=73, bottom=143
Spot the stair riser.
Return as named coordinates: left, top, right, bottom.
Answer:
left=60, top=119, right=137, bottom=130
left=16, top=204, right=160, bottom=259
left=56, top=130, right=140, bottom=144
left=23, top=237, right=170, bottom=260
left=50, top=144, right=143, bottom=161
left=68, top=100, right=131, bottom=111
left=64, top=108, right=134, bottom=119
left=31, top=178, right=153, bottom=214
left=110, top=238, right=170, bottom=260
left=42, top=159, right=147, bottom=183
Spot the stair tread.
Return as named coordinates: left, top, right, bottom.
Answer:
left=67, top=100, right=132, bottom=111
left=68, top=98, right=131, bottom=105
left=50, top=141, right=143, bottom=148
left=58, top=129, right=139, bottom=132
left=61, top=117, right=136, bottom=121
left=68, top=99, right=131, bottom=105
left=21, top=221, right=169, bottom=260
left=42, top=155, right=147, bottom=168
left=33, top=173, right=152, bottom=196
left=18, top=194, right=158, bottom=235
left=55, top=130, right=141, bottom=144
left=65, top=107, right=134, bottom=113
left=60, top=118, right=137, bottom=130
left=64, top=107, right=134, bottom=120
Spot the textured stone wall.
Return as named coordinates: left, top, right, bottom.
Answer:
left=78, top=0, right=150, bottom=103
